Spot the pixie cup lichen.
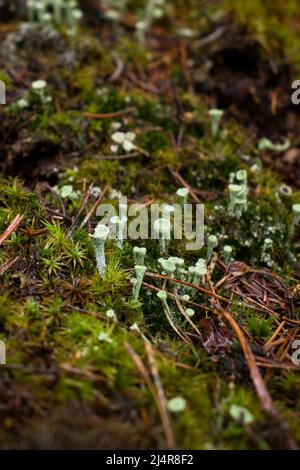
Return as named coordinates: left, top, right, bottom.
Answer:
left=133, top=246, right=147, bottom=265
left=223, top=245, right=233, bottom=264
left=162, top=204, right=175, bottom=220
left=167, top=396, right=187, bottom=413
left=186, top=308, right=195, bottom=318
left=154, top=218, right=172, bottom=254
left=90, top=223, right=110, bottom=277
left=110, top=215, right=127, bottom=249
left=176, top=187, right=189, bottom=207
left=292, top=204, right=300, bottom=228
left=261, top=238, right=273, bottom=267
left=228, top=184, right=247, bottom=218
left=168, top=257, right=184, bottom=278
left=132, top=265, right=147, bottom=301
left=208, top=108, right=224, bottom=138
left=157, top=290, right=171, bottom=316
left=159, top=259, right=176, bottom=278
left=207, top=235, right=218, bottom=262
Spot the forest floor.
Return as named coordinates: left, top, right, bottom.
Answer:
left=0, top=0, right=300, bottom=450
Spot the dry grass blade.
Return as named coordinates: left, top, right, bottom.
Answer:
left=67, top=182, right=93, bottom=236
left=124, top=341, right=175, bottom=449
left=144, top=342, right=176, bottom=449
left=174, top=292, right=202, bottom=338
left=168, top=167, right=200, bottom=203
left=78, top=185, right=109, bottom=231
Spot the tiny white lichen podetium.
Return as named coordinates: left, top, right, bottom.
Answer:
left=223, top=245, right=233, bottom=265
left=228, top=184, right=247, bottom=218
left=106, top=309, right=117, bottom=321
left=133, top=246, right=147, bottom=265
left=35, top=2, right=46, bottom=23
left=262, top=238, right=273, bottom=254
left=193, top=263, right=206, bottom=286
left=278, top=184, right=292, bottom=198
left=168, top=256, right=184, bottom=278
left=292, top=204, right=300, bottom=228
left=68, top=8, right=83, bottom=34
left=168, top=256, right=184, bottom=267
left=186, top=308, right=195, bottom=317
left=207, top=234, right=218, bottom=262
left=31, top=79, right=48, bottom=103
left=157, top=290, right=171, bottom=315
left=130, top=322, right=149, bottom=342
left=195, top=257, right=206, bottom=270
left=41, top=12, right=52, bottom=27
left=132, top=265, right=147, bottom=301
left=187, top=266, right=196, bottom=283
left=236, top=169, right=248, bottom=190
left=167, top=396, right=187, bottom=413
left=188, top=261, right=206, bottom=294
left=208, top=108, right=224, bottom=138
left=162, top=204, right=175, bottom=220
left=154, top=218, right=171, bottom=254
left=110, top=215, right=127, bottom=249
left=27, top=0, right=36, bottom=22
left=261, top=238, right=273, bottom=266
left=258, top=137, right=290, bottom=153
left=32, top=79, right=47, bottom=92
left=176, top=187, right=189, bottom=207
left=89, top=223, right=110, bottom=277
left=119, top=202, right=127, bottom=220
left=53, top=0, right=63, bottom=23
left=159, top=259, right=176, bottom=279
left=182, top=294, right=190, bottom=301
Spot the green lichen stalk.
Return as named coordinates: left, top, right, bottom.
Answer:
left=154, top=218, right=171, bottom=254
left=132, top=265, right=147, bottom=301
left=208, top=108, right=224, bottom=138
left=133, top=246, right=147, bottom=265
left=90, top=223, right=110, bottom=277
left=207, top=235, right=218, bottom=262
left=111, top=215, right=127, bottom=249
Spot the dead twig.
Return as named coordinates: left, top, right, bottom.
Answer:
left=0, top=256, right=20, bottom=276
left=142, top=281, right=215, bottom=313
left=173, top=290, right=202, bottom=338
left=168, top=167, right=200, bottom=204
left=78, top=185, right=109, bottom=231
left=145, top=271, right=227, bottom=302
left=213, top=304, right=297, bottom=450
left=82, top=107, right=136, bottom=119
left=67, top=182, right=93, bottom=236
left=108, top=52, right=125, bottom=83
left=0, top=214, right=23, bottom=246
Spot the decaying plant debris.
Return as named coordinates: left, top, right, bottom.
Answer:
left=0, top=0, right=300, bottom=450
